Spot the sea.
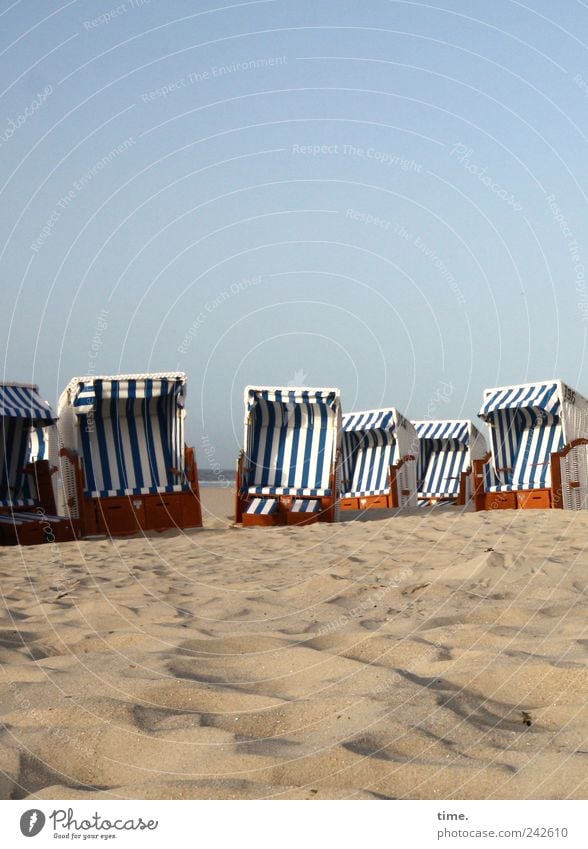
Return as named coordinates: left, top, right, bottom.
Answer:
left=198, top=469, right=234, bottom=488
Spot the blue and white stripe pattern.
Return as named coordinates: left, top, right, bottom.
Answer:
left=245, top=497, right=279, bottom=515
left=71, top=376, right=187, bottom=497
left=415, top=420, right=470, bottom=499
left=480, top=383, right=560, bottom=418
left=72, top=384, right=98, bottom=414
left=341, top=410, right=397, bottom=498
left=0, top=417, right=37, bottom=507
left=0, top=384, right=54, bottom=507
left=0, top=384, right=55, bottom=422
left=244, top=388, right=339, bottom=497
left=479, top=383, right=563, bottom=491
left=290, top=498, right=321, bottom=513
left=29, top=427, right=48, bottom=462
left=342, top=410, right=396, bottom=433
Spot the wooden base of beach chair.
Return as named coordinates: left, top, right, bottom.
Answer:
left=0, top=519, right=45, bottom=546
left=82, top=489, right=202, bottom=537
left=242, top=513, right=281, bottom=527
left=240, top=496, right=333, bottom=527
left=417, top=496, right=457, bottom=507
left=242, top=502, right=282, bottom=527
left=144, top=491, right=202, bottom=531
left=516, top=489, right=552, bottom=509
left=0, top=460, right=78, bottom=545
left=478, top=491, right=517, bottom=510
left=0, top=516, right=46, bottom=546
left=235, top=440, right=340, bottom=527
left=339, top=497, right=360, bottom=510
left=0, top=512, right=77, bottom=546
left=340, top=493, right=394, bottom=511
left=92, top=496, right=144, bottom=536
left=18, top=520, right=77, bottom=545
left=477, top=489, right=553, bottom=511
left=341, top=459, right=416, bottom=511
left=286, top=511, right=320, bottom=526
left=359, top=494, right=392, bottom=510
left=72, top=443, right=203, bottom=537
left=0, top=458, right=79, bottom=544
left=473, top=453, right=559, bottom=511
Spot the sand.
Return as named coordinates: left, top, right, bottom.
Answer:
left=1, top=488, right=587, bottom=800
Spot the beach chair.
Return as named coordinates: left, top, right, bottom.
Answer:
left=339, top=408, right=417, bottom=511
left=55, top=373, right=202, bottom=536
left=0, top=382, right=76, bottom=545
left=235, top=386, right=341, bottom=526
left=414, top=419, right=487, bottom=506
left=473, top=379, right=588, bottom=510
left=550, top=437, right=588, bottom=509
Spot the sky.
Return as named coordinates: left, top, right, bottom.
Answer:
left=2, top=0, right=588, bottom=465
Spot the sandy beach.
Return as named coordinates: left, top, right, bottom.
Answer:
left=1, top=488, right=587, bottom=800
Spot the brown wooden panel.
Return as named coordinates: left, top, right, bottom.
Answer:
left=483, top=492, right=517, bottom=510
left=81, top=497, right=99, bottom=536
left=339, top=497, right=360, bottom=511
left=0, top=515, right=76, bottom=546
left=242, top=511, right=284, bottom=527
left=286, top=511, right=320, bottom=526
left=516, top=489, right=552, bottom=510
left=96, top=496, right=145, bottom=536
left=179, top=490, right=203, bottom=529
left=144, top=493, right=184, bottom=531
left=359, top=495, right=389, bottom=510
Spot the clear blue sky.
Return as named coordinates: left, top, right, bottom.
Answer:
left=2, top=0, right=588, bottom=464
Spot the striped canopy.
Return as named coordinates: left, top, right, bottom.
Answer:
left=0, top=383, right=55, bottom=423
left=244, top=387, right=340, bottom=496
left=415, top=420, right=470, bottom=444
left=341, top=409, right=399, bottom=498
left=0, top=418, right=38, bottom=507
left=69, top=376, right=188, bottom=497
left=480, top=382, right=560, bottom=419
left=0, top=384, right=54, bottom=507
left=246, top=387, right=339, bottom=412
left=343, top=409, right=395, bottom=434
left=479, top=383, right=563, bottom=491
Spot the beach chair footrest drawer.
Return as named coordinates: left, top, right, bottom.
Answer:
left=0, top=515, right=77, bottom=546
left=359, top=495, right=389, bottom=510
left=96, top=496, right=145, bottom=535
left=286, top=511, right=320, bottom=526
left=482, top=492, right=517, bottom=510
left=339, top=498, right=360, bottom=511
left=243, top=512, right=283, bottom=527
left=516, top=489, right=552, bottom=509
left=287, top=499, right=321, bottom=525
left=145, top=492, right=201, bottom=530
left=242, top=497, right=282, bottom=527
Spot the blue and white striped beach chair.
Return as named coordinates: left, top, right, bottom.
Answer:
left=475, top=379, right=588, bottom=509
left=414, top=419, right=487, bottom=505
left=236, top=386, right=342, bottom=526
left=0, top=383, right=75, bottom=545
left=340, top=408, right=418, bottom=510
left=0, top=384, right=53, bottom=511
left=56, top=373, right=202, bottom=536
